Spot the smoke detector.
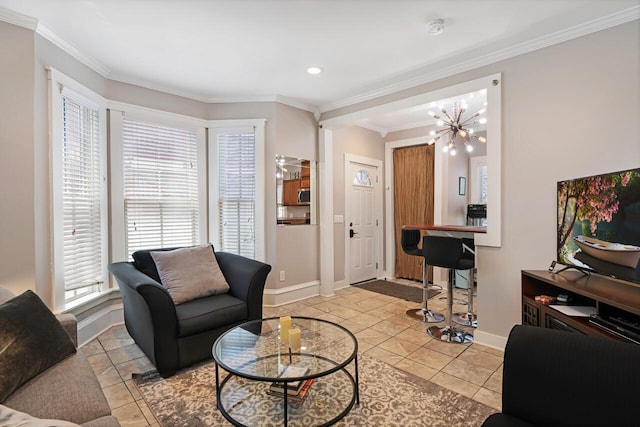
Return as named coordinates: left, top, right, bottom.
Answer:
left=425, top=19, right=445, bottom=36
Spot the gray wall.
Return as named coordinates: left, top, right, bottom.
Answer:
left=274, top=103, right=319, bottom=289
left=0, top=20, right=320, bottom=304
left=0, top=22, right=35, bottom=297
left=323, top=21, right=640, bottom=341
left=331, top=126, right=385, bottom=283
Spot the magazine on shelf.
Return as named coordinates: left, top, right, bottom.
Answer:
left=269, top=365, right=309, bottom=394
left=267, top=379, right=314, bottom=401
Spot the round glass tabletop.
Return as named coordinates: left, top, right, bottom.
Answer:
left=212, top=316, right=358, bottom=382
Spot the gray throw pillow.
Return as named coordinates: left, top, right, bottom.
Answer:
left=151, top=244, right=230, bottom=305
left=0, top=291, right=77, bottom=402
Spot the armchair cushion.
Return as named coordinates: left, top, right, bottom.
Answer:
left=150, top=245, right=230, bottom=305
left=0, top=291, right=76, bottom=403
left=175, top=293, right=247, bottom=337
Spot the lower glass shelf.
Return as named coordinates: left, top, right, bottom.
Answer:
left=218, top=368, right=356, bottom=427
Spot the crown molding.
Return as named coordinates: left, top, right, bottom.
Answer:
left=36, top=23, right=110, bottom=76
left=2, top=4, right=637, bottom=115
left=207, top=94, right=319, bottom=115
left=319, top=6, right=640, bottom=113
left=206, top=94, right=278, bottom=104
left=0, top=6, right=38, bottom=30
left=275, top=95, right=319, bottom=116
left=0, top=6, right=110, bottom=76
left=108, top=76, right=319, bottom=114
left=106, top=73, right=210, bottom=102
left=355, top=121, right=388, bottom=138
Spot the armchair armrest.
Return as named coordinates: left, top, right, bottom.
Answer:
left=108, top=262, right=179, bottom=375
left=500, top=325, right=640, bottom=427
left=56, top=313, right=78, bottom=347
left=215, top=252, right=271, bottom=320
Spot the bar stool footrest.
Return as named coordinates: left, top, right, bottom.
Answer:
left=453, top=312, right=477, bottom=328
left=406, top=308, right=445, bottom=323
left=427, top=325, right=473, bottom=343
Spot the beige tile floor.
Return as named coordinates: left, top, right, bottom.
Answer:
left=85, top=279, right=503, bottom=426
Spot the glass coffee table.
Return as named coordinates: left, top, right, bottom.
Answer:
left=212, top=316, right=359, bottom=426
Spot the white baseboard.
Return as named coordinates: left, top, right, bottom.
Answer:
left=473, top=328, right=508, bottom=351
left=77, top=303, right=124, bottom=348
left=263, top=280, right=320, bottom=307
left=333, top=279, right=347, bottom=291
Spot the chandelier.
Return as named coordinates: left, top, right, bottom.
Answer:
left=427, top=102, right=487, bottom=156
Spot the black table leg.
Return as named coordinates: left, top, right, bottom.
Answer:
left=215, top=363, right=220, bottom=409
left=355, top=354, right=360, bottom=404
left=284, top=382, right=288, bottom=427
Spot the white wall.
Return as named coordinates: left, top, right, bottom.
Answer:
left=323, top=21, right=640, bottom=345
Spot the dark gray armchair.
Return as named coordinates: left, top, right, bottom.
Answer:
left=108, top=247, right=271, bottom=377
left=482, top=325, right=640, bottom=427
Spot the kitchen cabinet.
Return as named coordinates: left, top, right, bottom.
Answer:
left=300, top=161, right=311, bottom=189
left=282, top=179, right=300, bottom=206
left=301, top=160, right=310, bottom=177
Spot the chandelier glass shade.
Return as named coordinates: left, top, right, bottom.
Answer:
left=427, top=102, right=487, bottom=156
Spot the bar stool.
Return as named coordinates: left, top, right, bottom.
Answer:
left=453, top=238, right=478, bottom=328
left=400, top=229, right=445, bottom=323
left=424, top=235, right=474, bottom=343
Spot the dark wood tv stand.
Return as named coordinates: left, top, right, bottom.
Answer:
left=521, top=270, right=640, bottom=342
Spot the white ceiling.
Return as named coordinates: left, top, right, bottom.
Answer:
left=1, top=0, right=638, bottom=131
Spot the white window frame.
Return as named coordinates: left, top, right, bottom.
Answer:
left=208, top=120, right=266, bottom=262
left=48, top=67, right=108, bottom=312
left=108, top=102, right=207, bottom=262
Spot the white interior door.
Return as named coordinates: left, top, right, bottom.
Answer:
left=347, top=161, right=378, bottom=284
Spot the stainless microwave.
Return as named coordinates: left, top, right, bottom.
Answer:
left=297, top=188, right=311, bottom=205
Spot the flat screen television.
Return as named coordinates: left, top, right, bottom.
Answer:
left=557, top=167, right=640, bottom=284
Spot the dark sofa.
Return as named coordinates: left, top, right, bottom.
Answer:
left=482, top=325, right=640, bottom=427
left=108, top=247, right=271, bottom=377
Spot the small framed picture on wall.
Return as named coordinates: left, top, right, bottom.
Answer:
left=459, top=177, right=466, bottom=196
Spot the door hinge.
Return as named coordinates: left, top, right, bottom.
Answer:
left=376, top=262, right=378, bottom=269
left=376, top=219, right=378, bottom=226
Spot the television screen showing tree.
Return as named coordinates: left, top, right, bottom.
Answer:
left=557, top=168, right=640, bottom=284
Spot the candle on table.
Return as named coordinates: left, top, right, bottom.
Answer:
left=288, top=328, right=301, bottom=352
left=279, top=316, right=291, bottom=341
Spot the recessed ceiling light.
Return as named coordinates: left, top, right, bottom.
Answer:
left=425, top=19, right=445, bottom=36
left=307, top=66, right=323, bottom=75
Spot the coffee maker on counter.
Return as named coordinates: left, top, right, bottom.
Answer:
left=467, top=204, right=487, bottom=226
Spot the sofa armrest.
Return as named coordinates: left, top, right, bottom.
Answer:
left=215, top=252, right=271, bottom=320
left=108, top=262, right=179, bottom=375
left=501, top=325, right=640, bottom=427
left=56, top=313, right=78, bottom=347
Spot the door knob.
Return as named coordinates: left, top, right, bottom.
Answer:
left=349, top=229, right=358, bottom=238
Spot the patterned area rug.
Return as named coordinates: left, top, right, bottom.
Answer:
left=133, top=354, right=495, bottom=426
left=353, top=280, right=439, bottom=303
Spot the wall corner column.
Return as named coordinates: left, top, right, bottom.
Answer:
left=319, top=127, right=334, bottom=297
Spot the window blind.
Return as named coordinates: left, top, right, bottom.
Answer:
left=217, top=130, right=256, bottom=258
left=62, top=96, right=104, bottom=291
left=123, top=117, right=199, bottom=258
